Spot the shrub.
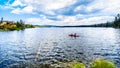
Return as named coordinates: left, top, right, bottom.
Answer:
left=91, top=58, right=116, bottom=68
left=72, top=62, right=85, bottom=68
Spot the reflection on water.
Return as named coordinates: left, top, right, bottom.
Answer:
left=0, top=28, right=120, bottom=68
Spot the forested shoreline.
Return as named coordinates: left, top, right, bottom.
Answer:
left=0, top=17, right=35, bottom=31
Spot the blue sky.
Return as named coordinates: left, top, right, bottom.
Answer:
left=0, top=0, right=120, bottom=25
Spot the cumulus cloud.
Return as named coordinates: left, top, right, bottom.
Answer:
left=101, top=0, right=120, bottom=14
left=10, top=0, right=77, bottom=15
left=1, top=0, right=120, bottom=25
left=11, top=6, right=35, bottom=14
left=74, top=6, right=84, bottom=12
left=26, top=16, right=54, bottom=25
left=26, top=15, right=114, bottom=26
left=11, top=8, right=21, bottom=14
left=79, top=16, right=114, bottom=25
left=86, top=0, right=120, bottom=15
left=11, top=0, right=26, bottom=6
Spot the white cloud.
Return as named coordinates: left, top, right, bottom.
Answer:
left=62, top=16, right=114, bottom=25
left=3, top=0, right=120, bottom=25
left=86, top=0, right=120, bottom=14
left=10, top=0, right=77, bottom=15
left=74, top=5, right=84, bottom=12
left=62, top=16, right=76, bottom=22
left=11, top=0, right=26, bottom=6
left=26, top=18, right=41, bottom=25
left=79, top=16, right=114, bottom=25
left=86, top=0, right=107, bottom=12
left=101, top=0, right=120, bottom=14
left=11, top=6, right=35, bottom=14
left=44, top=0, right=76, bottom=10
left=22, top=6, right=35, bottom=14
left=11, top=8, right=21, bottom=14
left=26, top=15, right=114, bottom=26
left=26, top=17, right=54, bottom=25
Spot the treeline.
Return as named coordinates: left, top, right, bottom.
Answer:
left=89, top=22, right=113, bottom=27
left=90, top=14, right=120, bottom=28
left=15, top=20, right=35, bottom=29
left=0, top=17, right=35, bottom=31
left=113, top=14, right=120, bottom=27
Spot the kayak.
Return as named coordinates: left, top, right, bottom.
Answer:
left=68, top=33, right=79, bottom=37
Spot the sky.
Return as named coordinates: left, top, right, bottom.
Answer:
left=0, top=0, right=120, bottom=26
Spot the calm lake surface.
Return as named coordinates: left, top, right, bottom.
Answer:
left=0, top=27, right=120, bottom=68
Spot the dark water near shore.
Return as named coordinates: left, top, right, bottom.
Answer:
left=0, top=27, right=120, bottom=68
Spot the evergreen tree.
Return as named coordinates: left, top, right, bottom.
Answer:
left=19, top=19, right=25, bottom=28
left=113, top=14, right=120, bottom=27
left=0, top=17, right=3, bottom=23
left=117, top=14, right=120, bottom=17
left=114, top=17, right=118, bottom=22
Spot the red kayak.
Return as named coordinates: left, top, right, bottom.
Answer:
left=69, top=33, right=79, bottom=37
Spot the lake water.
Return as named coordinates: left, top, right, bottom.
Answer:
left=0, top=27, right=120, bottom=68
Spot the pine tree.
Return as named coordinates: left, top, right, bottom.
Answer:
left=0, top=17, right=3, bottom=23
left=115, top=17, right=117, bottom=22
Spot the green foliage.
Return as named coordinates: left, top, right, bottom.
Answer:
left=91, top=58, right=116, bottom=68
left=72, top=62, right=85, bottom=68
left=113, top=13, right=120, bottom=28
left=15, top=21, right=25, bottom=29
left=9, top=58, right=117, bottom=68
left=25, top=24, right=35, bottom=28
left=53, top=59, right=116, bottom=68
left=0, top=20, right=35, bottom=31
